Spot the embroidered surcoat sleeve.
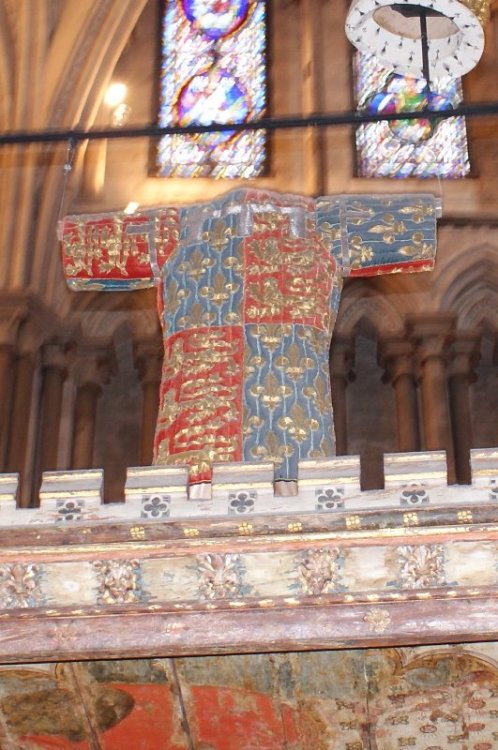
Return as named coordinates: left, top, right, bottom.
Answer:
left=316, top=193, right=438, bottom=278
left=61, top=207, right=180, bottom=290
left=61, top=190, right=438, bottom=484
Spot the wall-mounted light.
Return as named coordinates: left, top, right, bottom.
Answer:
left=104, top=82, right=127, bottom=107
left=104, top=82, right=131, bottom=127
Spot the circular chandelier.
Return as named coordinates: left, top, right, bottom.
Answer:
left=345, top=0, right=491, bottom=80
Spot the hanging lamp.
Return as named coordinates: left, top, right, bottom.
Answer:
left=345, top=0, right=491, bottom=80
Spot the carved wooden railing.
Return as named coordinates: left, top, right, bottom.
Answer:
left=0, top=448, right=497, bottom=662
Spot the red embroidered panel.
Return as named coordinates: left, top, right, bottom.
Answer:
left=154, top=326, right=244, bottom=483
left=61, top=209, right=180, bottom=285
left=243, top=212, right=336, bottom=333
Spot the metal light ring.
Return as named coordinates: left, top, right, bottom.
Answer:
left=345, top=0, right=486, bottom=79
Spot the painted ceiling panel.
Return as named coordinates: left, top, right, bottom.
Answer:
left=0, top=644, right=497, bottom=748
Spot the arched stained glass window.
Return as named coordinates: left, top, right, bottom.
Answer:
left=157, top=0, right=267, bottom=179
left=354, top=52, right=470, bottom=179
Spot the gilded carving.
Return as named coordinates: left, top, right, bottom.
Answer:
left=0, top=563, right=43, bottom=609
left=397, top=544, right=446, bottom=589
left=364, top=607, right=392, bottom=634
left=93, top=560, right=146, bottom=605
left=297, top=547, right=343, bottom=596
left=196, top=553, right=245, bottom=599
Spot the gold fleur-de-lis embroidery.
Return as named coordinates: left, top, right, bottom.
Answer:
left=398, top=200, right=435, bottom=223
left=251, top=324, right=292, bottom=351
left=223, top=254, right=243, bottom=272
left=243, top=414, right=264, bottom=436
left=204, top=219, right=232, bottom=252
left=155, top=210, right=180, bottom=257
left=367, top=214, right=406, bottom=244
left=297, top=326, right=327, bottom=354
left=275, top=342, right=314, bottom=381
left=164, top=279, right=190, bottom=317
left=178, top=248, right=214, bottom=281
left=350, top=235, right=374, bottom=268
left=398, top=232, right=434, bottom=259
left=309, top=434, right=335, bottom=458
left=349, top=201, right=375, bottom=225
left=200, top=271, right=240, bottom=306
left=250, top=371, right=291, bottom=410
left=303, top=375, right=332, bottom=415
left=244, top=355, right=265, bottom=376
left=277, top=402, right=319, bottom=443
left=177, top=301, right=216, bottom=329
left=251, top=430, right=294, bottom=465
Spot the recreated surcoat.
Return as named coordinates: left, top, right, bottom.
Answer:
left=61, top=189, right=438, bottom=483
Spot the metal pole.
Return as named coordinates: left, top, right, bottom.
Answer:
left=419, top=7, right=432, bottom=94
left=0, top=103, right=496, bottom=147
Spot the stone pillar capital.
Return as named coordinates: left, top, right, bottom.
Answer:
left=448, top=331, right=481, bottom=381
left=329, top=336, right=355, bottom=381
left=406, top=313, right=457, bottom=366
left=73, top=342, right=116, bottom=391
left=133, top=338, right=163, bottom=386
left=0, top=297, right=28, bottom=347
left=14, top=296, right=60, bottom=356
left=378, top=337, right=415, bottom=382
left=42, top=339, right=75, bottom=374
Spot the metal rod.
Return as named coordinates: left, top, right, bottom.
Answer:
left=420, top=7, right=432, bottom=94
left=0, top=101, right=496, bottom=147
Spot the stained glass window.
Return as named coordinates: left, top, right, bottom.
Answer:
left=354, top=52, right=470, bottom=179
left=157, top=0, right=267, bottom=179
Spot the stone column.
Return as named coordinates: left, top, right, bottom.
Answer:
left=379, top=337, right=420, bottom=452
left=329, top=336, right=355, bottom=455
left=407, top=314, right=456, bottom=480
left=0, top=298, right=26, bottom=469
left=71, top=344, right=113, bottom=470
left=36, top=341, right=71, bottom=474
left=134, top=338, right=162, bottom=465
left=448, top=332, right=481, bottom=485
